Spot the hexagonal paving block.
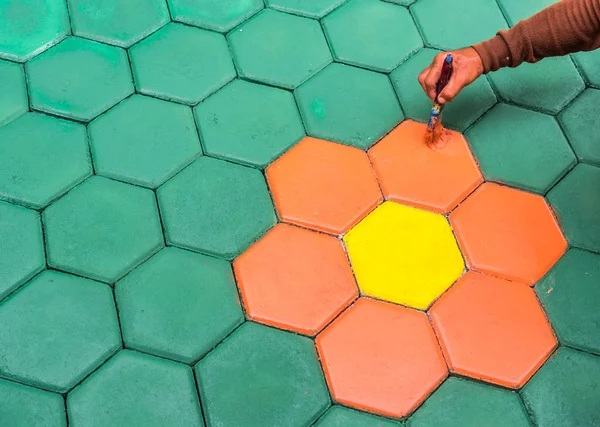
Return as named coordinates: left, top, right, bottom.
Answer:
left=547, top=163, right=600, bottom=253
left=68, top=350, right=204, bottom=427
left=317, top=298, right=447, bottom=418
left=89, top=95, right=202, bottom=188
left=195, top=79, right=305, bottom=168
left=130, top=23, right=235, bottom=105
left=0, top=379, right=66, bottom=427
left=0, top=202, right=44, bottom=300
left=265, top=0, right=346, bottom=18
left=0, top=270, right=120, bottom=392
left=466, top=104, right=575, bottom=194
left=196, top=322, right=330, bottom=426
left=412, top=0, right=507, bottom=50
left=267, top=137, right=382, bottom=234
left=369, top=121, right=483, bottom=214
left=558, top=88, right=600, bottom=166
left=116, top=247, right=243, bottom=363
left=0, top=0, right=69, bottom=62
left=0, top=113, right=91, bottom=209
left=234, top=224, right=358, bottom=335
left=430, top=271, right=557, bottom=388
left=406, top=377, right=531, bottom=427
left=44, top=176, right=163, bottom=283
left=537, top=249, right=600, bottom=355
left=343, top=201, right=464, bottom=310
left=229, top=9, right=332, bottom=89
left=26, top=37, right=133, bottom=121
left=167, top=0, right=263, bottom=32
left=0, top=60, right=27, bottom=126
left=496, top=0, right=557, bottom=26
left=158, top=157, right=276, bottom=259
left=572, top=49, right=600, bottom=88
left=488, top=57, right=584, bottom=114
left=68, top=0, right=169, bottom=47
left=450, top=182, right=566, bottom=284
left=390, top=48, right=497, bottom=131
left=315, top=406, right=401, bottom=427
left=521, top=348, right=600, bottom=427
left=295, top=63, right=403, bottom=149
left=323, top=0, right=422, bottom=72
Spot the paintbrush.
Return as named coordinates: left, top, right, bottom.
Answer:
left=424, top=54, right=453, bottom=148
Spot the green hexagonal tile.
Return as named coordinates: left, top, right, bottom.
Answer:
left=496, top=0, right=556, bottom=26
left=167, top=0, right=263, bottom=32
left=265, top=0, right=346, bottom=18
left=536, top=249, right=600, bottom=355
left=0, top=0, right=69, bottom=62
left=406, top=377, right=530, bottom=427
left=229, top=9, right=332, bottom=89
left=0, top=379, right=66, bottom=427
left=194, top=79, right=305, bottom=168
left=558, top=89, right=600, bottom=166
left=295, top=63, right=403, bottom=149
left=26, top=37, right=133, bottom=121
left=390, top=48, right=496, bottom=132
left=44, top=176, right=163, bottom=283
left=386, top=0, right=416, bottom=4
left=488, top=57, right=584, bottom=114
left=68, top=350, right=204, bottom=427
left=0, top=60, right=28, bottom=126
left=412, top=0, right=507, bottom=50
left=465, top=103, right=575, bottom=193
left=116, top=247, right=244, bottom=363
left=89, top=95, right=202, bottom=188
left=0, top=201, right=44, bottom=300
left=157, top=157, right=276, bottom=259
left=68, top=0, right=169, bottom=47
left=547, top=163, right=600, bottom=253
left=572, top=50, right=600, bottom=88
left=0, top=113, right=91, bottom=209
left=521, top=348, right=600, bottom=427
left=323, top=0, right=422, bottom=72
left=195, top=322, right=330, bottom=426
left=315, top=406, right=401, bottom=427
left=0, top=270, right=120, bottom=392
left=130, top=23, right=235, bottom=105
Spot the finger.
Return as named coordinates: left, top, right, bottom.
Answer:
left=418, top=68, right=429, bottom=93
left=438, top=76, right=466, bottom=104
left=423, top=54, right=447, bottom=101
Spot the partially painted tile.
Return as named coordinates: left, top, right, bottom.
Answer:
left=267, top=137, right=382, bottom=234
left=369, top=121, right=483, bottom=214
left=450, top=182, right=567, bottom=284
left=196, top=322, right=330, bottom=426
left=317, top=298, right=447, bottom=418
left=234, top=224, right=358, bottom=335
left=430, top=271, right=557, bottom=388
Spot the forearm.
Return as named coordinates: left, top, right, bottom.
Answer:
left=473, top=0, right=600, bottom=73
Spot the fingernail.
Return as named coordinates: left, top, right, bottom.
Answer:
left=439, top=97, right=446, bottom=103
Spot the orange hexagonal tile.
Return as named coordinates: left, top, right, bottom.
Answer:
left=450, top=182, right=567, bottom=284
left=234, top=223, right=358, bottom=336
left=316, top=298, right=447, bottom=418
left=430, top=271, right=557, bottom=388
left=266, top=137, right=382, bottom=235
left=368, top=120, right=483, bottom=214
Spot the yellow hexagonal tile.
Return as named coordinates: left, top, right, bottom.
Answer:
left=343, top=201, right=464, bottom=309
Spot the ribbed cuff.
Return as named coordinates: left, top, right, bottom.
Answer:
left=472, top=34, right=512, bottom=73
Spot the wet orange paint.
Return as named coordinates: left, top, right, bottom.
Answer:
left=234, top=223, right=358, bottom=336
left=316, top=298, right=447, bottom=418
left=368, top=120, right=483, bottom=214
left=430, top=271, right=557, bottom=388
left=450, top=182, right=567, bottom=284
left=267, top=137, right=382, bottom=235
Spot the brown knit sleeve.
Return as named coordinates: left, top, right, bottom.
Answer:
left=473, top=0, right=600, bottom=73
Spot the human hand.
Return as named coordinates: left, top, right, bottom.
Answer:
left=418, top=47, right=484, bottom=104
